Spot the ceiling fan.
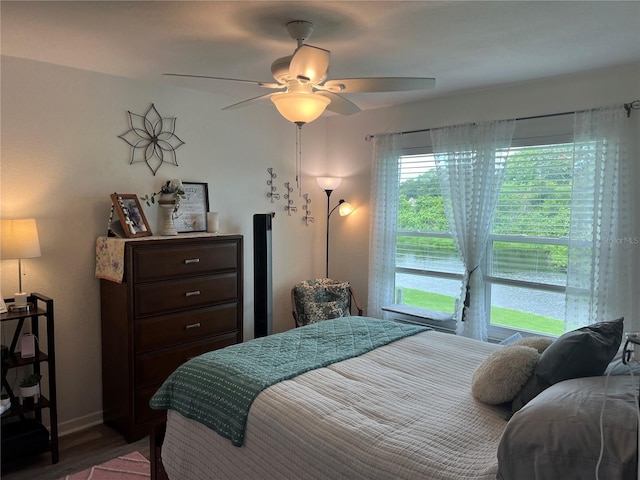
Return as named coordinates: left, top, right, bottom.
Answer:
left=164, top=20, right=436, bottom=125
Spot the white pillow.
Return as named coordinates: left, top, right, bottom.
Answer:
left=472, top=345, right=540, bottom=405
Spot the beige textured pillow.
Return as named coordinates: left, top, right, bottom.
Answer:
left=472, top=345, right=540, bottom=405
left=512, top=336, right=554, bottom=353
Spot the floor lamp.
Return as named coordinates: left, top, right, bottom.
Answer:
left=317, top=177, right=354, bottom=278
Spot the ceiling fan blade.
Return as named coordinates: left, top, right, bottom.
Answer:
left=222, top=92, right=278, bottom=111
left=163, top=73, right=282, bottom=89
left=317, top=91, right=361, bottom=116
left=324, top=77, right=436, bottom=93
left=289, top=44, right=330, bottom=84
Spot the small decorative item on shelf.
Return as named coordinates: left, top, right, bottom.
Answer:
left=207, top=212, right=220, bottom=233
left=142, top=179, right=185, bottom=212
left=142, top=180, right=186, bottom=236
left=19, top=373, right=42, bottom=405
left=176, top=182, right=209, bottom=232
left=109, top=194, right=153, bottom=238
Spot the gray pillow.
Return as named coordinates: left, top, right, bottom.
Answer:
left=512, top=318, right=623, bottom=412
left=498, top=376, right=638, bottom=480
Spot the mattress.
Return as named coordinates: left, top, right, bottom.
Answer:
left=161, top=329, right=508, bottom=479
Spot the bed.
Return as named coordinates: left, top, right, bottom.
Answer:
left=149, top=316, right=638, bottom=480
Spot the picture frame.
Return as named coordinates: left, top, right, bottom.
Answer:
left=175, top=182, right=209, bottom=233
left=0, top=297, right=7, bottom=314
left=110, top=193, right=153, bottom=238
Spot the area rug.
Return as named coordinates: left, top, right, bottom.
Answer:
left=61, top=450, right=150, bottom=479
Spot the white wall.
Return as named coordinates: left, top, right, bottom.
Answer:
left=0, top=56, right=330, bottom=434
left=326, top=62, right=640, bottom=332
left=2, top=56, right=638, bottom=436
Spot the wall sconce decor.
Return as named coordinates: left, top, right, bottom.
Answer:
left=266, top=168, right=280, bottom=202
left=317, top=177, right=354, bottom=278
left=118, top=104, right=185, bottom=176
left=284, top=182, right=297, bottom=216
left=301, top=193, right=314, bottom=226
left=1, top=218, right=42, bottom=311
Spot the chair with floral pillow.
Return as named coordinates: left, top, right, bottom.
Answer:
left=291, top=278, right=363, bottom=327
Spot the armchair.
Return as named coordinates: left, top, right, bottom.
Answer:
left=291, top=278, right=363, bottom=327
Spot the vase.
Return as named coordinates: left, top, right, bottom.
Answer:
left=158, top=201, right=178, bottom=236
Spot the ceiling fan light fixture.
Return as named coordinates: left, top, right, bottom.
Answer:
left=166, top=20, right=435, bottom=118
left=271, top=92, right=330, bottom=125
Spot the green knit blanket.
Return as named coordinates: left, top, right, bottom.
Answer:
left=150, top=316, right=428, bottom=446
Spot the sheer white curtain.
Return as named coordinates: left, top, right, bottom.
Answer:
left=565, top=106, right=632, bottom=330
left=368, top=133, right=400, bottom=318
left=431, top=120, right=515, bottom=340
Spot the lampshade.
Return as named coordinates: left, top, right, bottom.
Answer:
left=316, top=177, right=342, bottom=191
left=271, top=92, right=330, bottom=125
left=338, top=202, right=354, bottom=216
left=1, top=218, right=41, bottom=260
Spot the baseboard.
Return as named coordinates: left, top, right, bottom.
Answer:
left=57, top=410, right=103, bottom=437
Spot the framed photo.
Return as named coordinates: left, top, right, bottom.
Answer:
left=110, top=193, right=152, bottom=238
left=175, top=182, right=209, bottom=232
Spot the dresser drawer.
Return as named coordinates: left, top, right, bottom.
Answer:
left=136, top=333, right=238, bottom=388
left=134, top=273, right=237, bottom=317
left=132, top=241, right=239, bottom=282
left=135, top=303, right=239, bottom=353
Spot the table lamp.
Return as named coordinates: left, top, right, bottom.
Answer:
left=1, top=218, right=42, bottom=311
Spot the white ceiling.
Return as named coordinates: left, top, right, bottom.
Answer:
left=2, top=1, right=639, bottom=113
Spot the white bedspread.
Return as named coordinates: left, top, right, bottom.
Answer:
left=162, top=330, right=508, bottom=480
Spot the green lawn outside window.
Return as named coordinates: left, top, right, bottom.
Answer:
left=402, top=288, right=564, bottom=336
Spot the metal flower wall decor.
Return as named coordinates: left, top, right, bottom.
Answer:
left=118, top=104, right=185, bottom=175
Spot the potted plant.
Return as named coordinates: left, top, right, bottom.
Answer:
left=141, top=179, right=186, bottom=213
left=19, top=373, right=42, bottom=405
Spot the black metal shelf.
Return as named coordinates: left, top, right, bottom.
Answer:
left=1, top=293, right=58, bottom=465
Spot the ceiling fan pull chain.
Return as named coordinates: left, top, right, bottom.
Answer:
left=296, top=124, right=303, bottom=196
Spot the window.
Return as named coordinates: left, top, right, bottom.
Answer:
left=394, top=142, right=575, bottom=337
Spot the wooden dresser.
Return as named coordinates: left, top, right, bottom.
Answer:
left=98, top=234, right=243, bottom=442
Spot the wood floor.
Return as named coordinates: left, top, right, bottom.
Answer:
left=1, top=424, right=150, bottom=480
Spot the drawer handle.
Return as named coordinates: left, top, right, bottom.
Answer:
left=185, top=323, right=201, bottom=330
left=184, top=258, right=200, bottom=264
left=185, top=290, right=201, bottom=297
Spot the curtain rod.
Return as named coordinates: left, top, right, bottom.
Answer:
left=364, top=100, right=639, bottom=141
